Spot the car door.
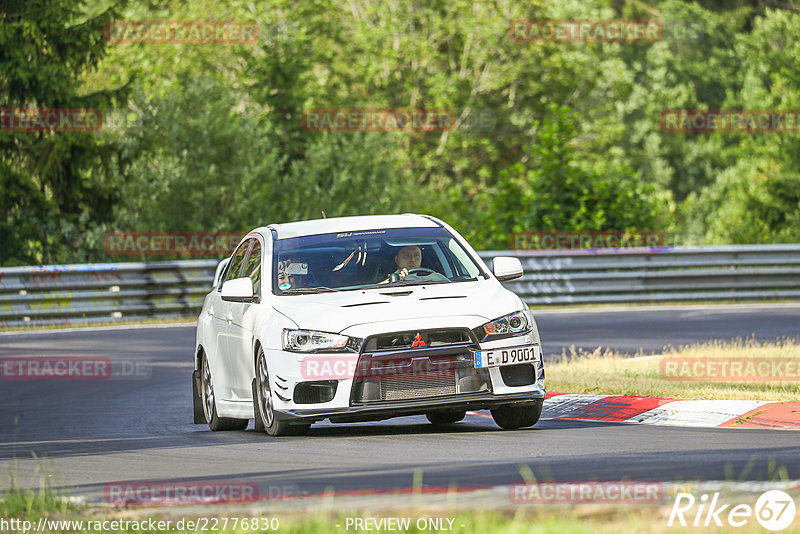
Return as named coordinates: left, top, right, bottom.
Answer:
left=213, top=239, right=251, bottom=401
left=227, top=238, right=263, bottom=399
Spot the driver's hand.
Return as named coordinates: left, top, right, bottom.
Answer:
left=386, top=268, right=409, bottom=283
left=388, top=268, right=408, bottom=283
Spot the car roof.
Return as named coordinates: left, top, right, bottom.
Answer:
left=266, top=214, right=440, bottom=240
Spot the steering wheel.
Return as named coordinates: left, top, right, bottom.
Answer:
left=406, top=267, right=436, bottom=276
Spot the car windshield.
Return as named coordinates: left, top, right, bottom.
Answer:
left=272, top=227, right=487, bottom=294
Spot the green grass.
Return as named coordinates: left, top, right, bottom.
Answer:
left=0, top=486, right=75, bottom=518
left=548, top=337, right=800, bottom=401
left=0, top=467, right=77, bottom=518
left=2, top=497, right=799, bottom=533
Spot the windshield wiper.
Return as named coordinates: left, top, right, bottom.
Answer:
left=282, top=286, right=340, bottom=294
left=358, top=277, right=454, bottom=291
left=381, top=279, right=452, bottom=288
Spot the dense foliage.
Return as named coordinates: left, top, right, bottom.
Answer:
left=1, top=0, right=127, bottom=264
left=2, top=0, right=800, bottom=264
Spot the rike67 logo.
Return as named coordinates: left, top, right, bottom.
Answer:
left=669, top=490, right=797, bottom=531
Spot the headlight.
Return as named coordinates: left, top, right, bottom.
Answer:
left=282, top=329, right=350, bottom=352
left=481, top=309, right=533, bottom=337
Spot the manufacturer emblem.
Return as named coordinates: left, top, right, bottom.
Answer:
left=411, top=333, right=427, bottom=347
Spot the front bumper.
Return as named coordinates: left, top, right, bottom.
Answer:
left=273, top=388, right=545, bottom=423
left=266, top=329, right=545, bottom=424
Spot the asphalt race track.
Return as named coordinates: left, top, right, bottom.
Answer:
left=1, top=304, right=799, bottom=503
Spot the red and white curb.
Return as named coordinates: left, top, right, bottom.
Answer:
left=471, top=394, right=800, bottom=429
left=541, top=393, right=800, bottom=429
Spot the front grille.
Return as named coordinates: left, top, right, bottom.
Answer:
left=380, top=369, right=457, bottom=401
left=351, top=329, right=488, bottom=404
left=350, top=346, right=490, bottom=403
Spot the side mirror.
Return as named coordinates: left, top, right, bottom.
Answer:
left=221, top=277, right=256, bottom=302
left=492, top=256, right=523, bottom=282
left=213, top=258, right=231, bottom=289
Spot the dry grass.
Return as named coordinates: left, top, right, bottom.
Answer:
left=546, top=337, right=800, bottom=401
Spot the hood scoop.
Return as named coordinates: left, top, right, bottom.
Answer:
left=341, top=301, right=390, bottom=308
left=379, top=291, right=414, bottom=297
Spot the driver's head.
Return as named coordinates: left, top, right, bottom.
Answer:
left=395, top=245, right=422, bottom=271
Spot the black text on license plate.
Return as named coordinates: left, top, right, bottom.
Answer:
left=474, top=346, right=538, bottom=368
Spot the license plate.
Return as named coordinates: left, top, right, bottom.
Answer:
left=473, top=345, right=539, bottom=368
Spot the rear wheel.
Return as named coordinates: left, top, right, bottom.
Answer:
left=426, top=409, right=466, bottom=425
left=201, top=356, right=248, bottom=431
left=254, top=346, right=310, bottom=437
left=491, top=399, right=543, bottom=430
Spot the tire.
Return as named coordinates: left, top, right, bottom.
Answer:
left=426, top=409, right=466, bottom=425
left=490, top=399, right=543, bottom=430
left=253, top=347, right=310, bottom=437
left=192, top=369, right=206, bottom=424
left=200, top=356, right=248, bottom=431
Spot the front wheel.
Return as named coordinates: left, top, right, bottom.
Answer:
left=491, top=399, right=543, bottom=430
left=253, top=347, right=310, bottom=437
left=201, top=356, right=248, bottom=431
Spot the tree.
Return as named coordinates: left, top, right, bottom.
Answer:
left=468, top=106, right=666, bottom=249
left=0, top=0, right=127, bottom=265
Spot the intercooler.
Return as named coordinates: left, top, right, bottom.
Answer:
left=350, top=328, right=491, bottom=404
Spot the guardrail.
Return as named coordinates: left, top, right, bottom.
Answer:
left=1, top=245, right=799, bottom=327
left=0, top=261, right=217, bottom=328
left=500, top=244, right=800, bottom=305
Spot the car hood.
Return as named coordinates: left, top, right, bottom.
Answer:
left=271, top=280, right=522, bottom=336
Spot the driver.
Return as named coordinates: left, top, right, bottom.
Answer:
left=381, top=245, right=426, bottom=283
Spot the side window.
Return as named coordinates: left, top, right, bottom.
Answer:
left=223, top=240, right=251, bottom=286
left=242, top=241, right=262, bottom=296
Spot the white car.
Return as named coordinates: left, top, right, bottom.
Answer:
left=192, top=214, right=545, bottom=436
